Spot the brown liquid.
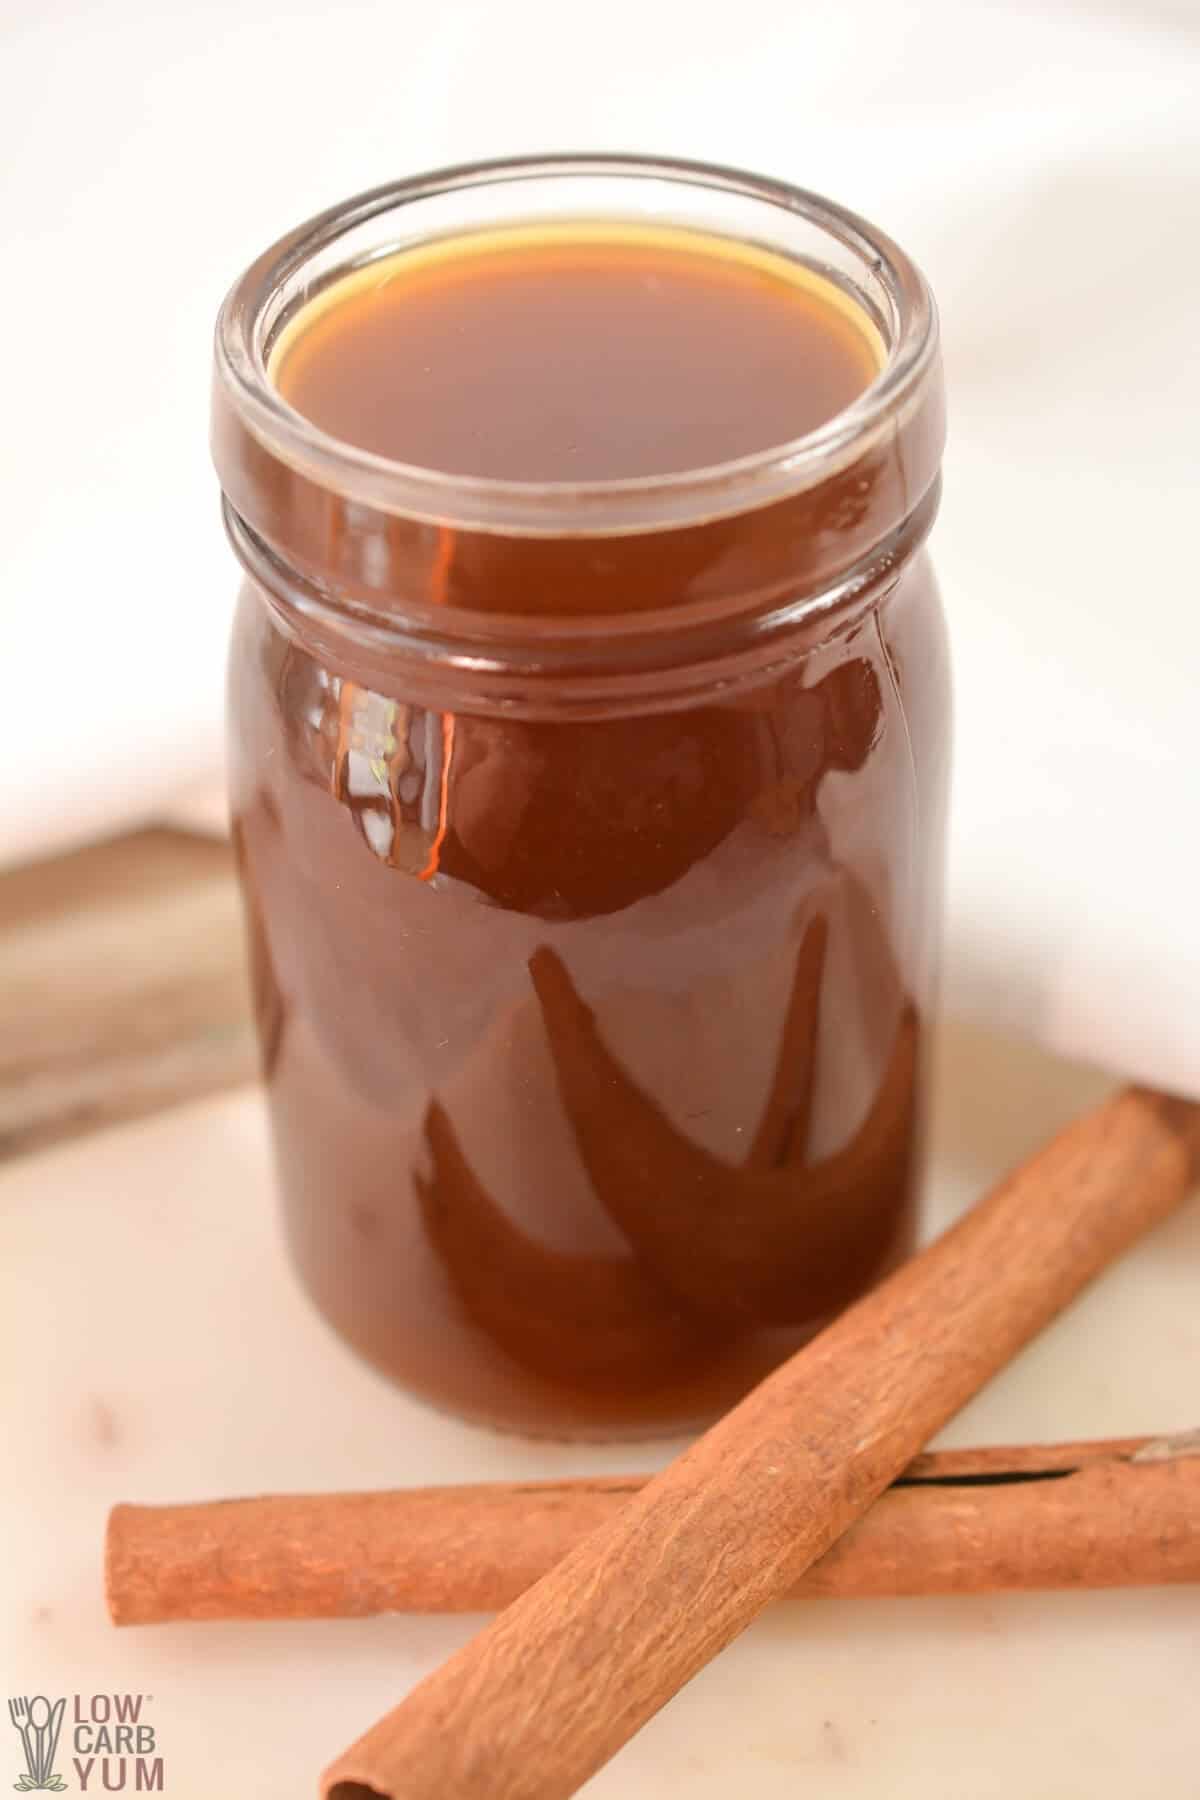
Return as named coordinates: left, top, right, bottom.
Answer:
left=273, top=225, right=881, bottom=482
left=229, top=224, right=950, bottom=1437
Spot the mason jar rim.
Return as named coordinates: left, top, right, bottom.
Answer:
left=214, top=152, right=938, bottom=540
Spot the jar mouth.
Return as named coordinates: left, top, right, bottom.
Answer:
left=215, top=152, right=938, bottom=540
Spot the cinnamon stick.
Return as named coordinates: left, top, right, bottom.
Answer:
left=106, top=1431, right=1200, bottom=1624
left=318, top=1085, right=1200, bottom=1800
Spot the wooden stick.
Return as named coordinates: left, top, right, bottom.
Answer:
left=0, top=829, right=254, bottom=1161
left=318, top=1086, right=1200, bottom=1800
left=106, top=1431, right=1200, bottom=1624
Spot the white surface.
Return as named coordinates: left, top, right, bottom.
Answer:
left=3, top=0, right=1200, bottom=1096
left=2, top=1021, right=1198, bottom=1797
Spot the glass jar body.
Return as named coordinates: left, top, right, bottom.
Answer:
left=216, top=153, right=950, bottom=1436
left=228, top=546, right=950, bottom=1438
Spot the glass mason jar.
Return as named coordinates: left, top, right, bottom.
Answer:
left=213, top=155, right=950, bottom=1439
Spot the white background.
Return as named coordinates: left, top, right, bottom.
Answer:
left=3, top=0, right=1199, bottom=1091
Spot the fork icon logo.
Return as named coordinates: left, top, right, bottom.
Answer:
left=7, top=1698, right=67, bottom=1792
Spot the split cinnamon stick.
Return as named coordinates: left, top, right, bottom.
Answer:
left=106, top=1431, right=1200, bottom=1624
left=319, top=1085, right=1200, bottom=1800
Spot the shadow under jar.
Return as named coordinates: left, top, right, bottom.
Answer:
left=214, top=155, right=951, bottom=1439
